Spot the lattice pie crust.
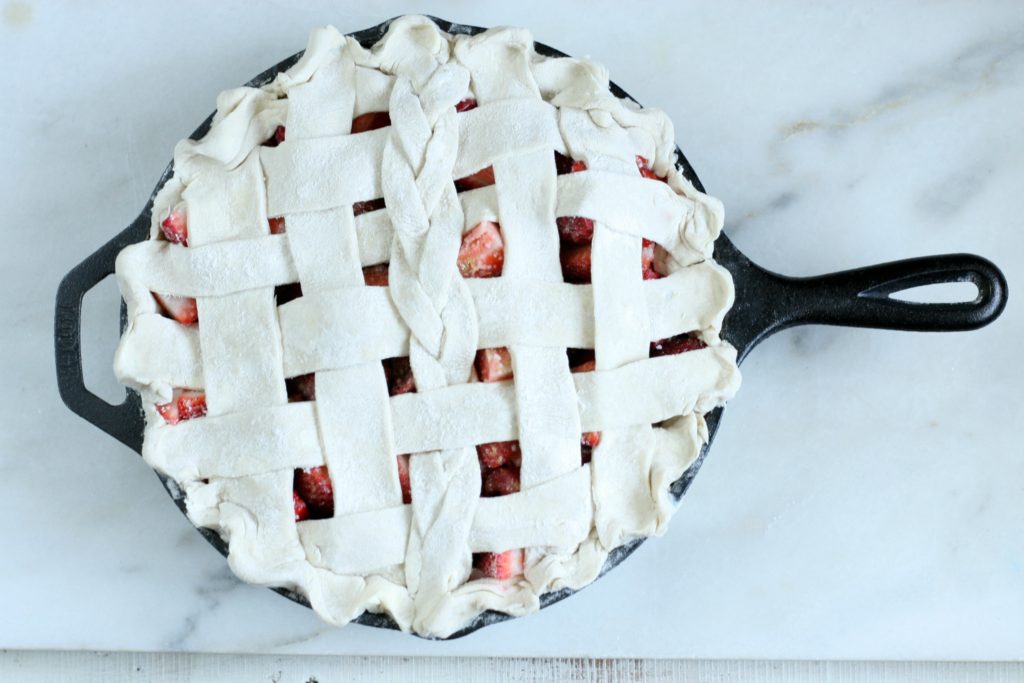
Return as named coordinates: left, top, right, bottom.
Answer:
left=114, top=16, right=740, bottom=637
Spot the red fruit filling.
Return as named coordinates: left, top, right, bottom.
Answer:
left=477, top=441, right=521, bottom=469
left=353, top=197, right=386, bottom=216
left=560, top=243, right=593, bottom=284
left=554, top=151, right=588, bottom=175
left=396, top=454, right=412, bottom=504
left=482, top=465, right=521, bottom=497
left=455, top=98, right=478, bottom=112
left=153, top=292, right=198, bottom=325
left=160, top=207, right=188, bottom=245
left=636, top=155, right=668, bottom=181
left=474, top=548, right=525, bottom=581
left=268, top=216, right=286, bottom=234
left=362, top=264, right=390, bottom=287
left=262, top=125, right=287, bottom=148
left=156, top=389, right=207, bottom=425
left=382, top=356, right=416, bottom=396
left=556, top=216, right=595, bottom=244
left=294, top=466, right=334, bottom=519
left=293, top=490, right=309, bottom=522
left=650, top=333, right=706, bottom=358
left=454, top=166, right=496, bottom=192
left=566, top=348, right=595, bottom=368
left=351, top=111, right=391, bottom=134
left=285, top=373, right=316, bottom=402
left=474, top=347, right=513, bottom=383
left=457, top=221, right=504, bottom=278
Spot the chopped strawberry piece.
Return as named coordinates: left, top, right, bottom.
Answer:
left=571, top=359, right=596, bottom=373
left=482, top=465, right=521, bottom=497
left=641, top=238, right=656, bottom=271
left=353, top=198, right=386, bottom=216
left=636, top=155, right=668, bottom=181
left=454, top=166, right=496, bottom=192
left=477, top=441, right=521, bottom=469
left=268, top=216, right=286, bottom=234
left=286, top=373, right=315, bottom=402
left=293, top=490, right=309, bottom=522
left=362, top=264, right=389, bottom=287
left=560, top=243, right=592, bottom=284
left=650, top=334, right=707, bottom=358
left=566, top=348, right=595, bottom=368
left=382, top=356, right=416, bottom=396
left=455, top=98, right=478, bottom=112
left=475, top=347, right=513, bottom=383
left=156, top=389, right=207, bottom=425
left=458, top=221, right=504, bottom=278
left=475, top=548, right=525, bottom=580
left=554, top=151, right=587, bottom=175
left=262, top=126, right=286, bottom=147
left=275, top=283, right=303, bottom=306
left=581, top=432, right=601, bottom=448
left=642, top=238, right=666, bottom=280
left=295, top=466, right=334, bottom=519
left=351, top=111, right=391, bottom=134
left=556, top=215, right=595, bottom=244
left=396, top=454, right=412, bottom=504
left=160, top=207, right=188, bottom=246
left=153, top=292, right=198, bottom=325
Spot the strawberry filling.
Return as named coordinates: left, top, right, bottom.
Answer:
left=454, top=166, right=496, bottom=192
left=362, top=264, right=389, bottom=287
left=294, top=465, right=334, bottom=519
left=474, top=347, right=513, bottom=383
left=475, top=548, right=525, bottom=581
left=457, top=220, right=504, bottom=278
left=156, top=389, right=207, bottom=425
left=555, top=151, right=588, bottom=175
left=353, top=197, right=386, bottom=215
left=286, top=373, right=316, bottom=402
left=293, top=490, right=309, bottom=522
left=382, top=356, right=416, bottom=396
left=650, top=333, right=706, bottom=357
left=160, top=207, right=188, bottom=245
left=636, top=155, right=668, bottom=181
left=268, top=216, right=286, bottom=234
left=396, top=454, right=412, bottom=504
left=476, top=440, right=521, bottom=469
left=153, top=292, right=198, bottom=325
left=351, top=111, right=391, bottom=134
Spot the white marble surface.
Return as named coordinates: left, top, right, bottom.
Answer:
left=2, top=0, right=1021, bottom=660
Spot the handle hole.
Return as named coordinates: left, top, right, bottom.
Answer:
left=889, top=280, right=979, bottom=304
left=81, top=274, right=129, bottom=405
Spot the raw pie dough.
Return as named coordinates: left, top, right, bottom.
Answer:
left=114, top=15, right=741, bottom=637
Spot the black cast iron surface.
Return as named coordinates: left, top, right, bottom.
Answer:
left=54, top=16, right=1008, bottom=640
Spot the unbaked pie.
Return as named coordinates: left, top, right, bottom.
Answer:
left=114, top=15, right=741, bottom=637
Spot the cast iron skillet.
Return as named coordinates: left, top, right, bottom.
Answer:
left=54, top=16, right=1008, bottom=639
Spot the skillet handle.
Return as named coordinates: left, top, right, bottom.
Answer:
left=55, top=216, right=149, bottom=453
left=726, top=252, right=1008, bottom=361
left=778, top=253, right=1007, bottom=331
